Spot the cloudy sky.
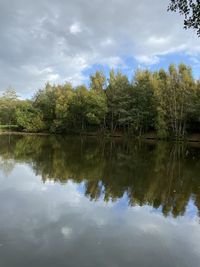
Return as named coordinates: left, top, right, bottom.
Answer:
left=0, top=0, right=200, bottom=98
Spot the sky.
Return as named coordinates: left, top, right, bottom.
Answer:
left=0, top=0, right=200, bottom=98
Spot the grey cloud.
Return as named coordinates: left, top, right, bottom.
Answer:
left=0, top=0, right=199, bottom=96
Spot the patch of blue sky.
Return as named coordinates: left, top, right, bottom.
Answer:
left=83, top=52, right=200, bottom=87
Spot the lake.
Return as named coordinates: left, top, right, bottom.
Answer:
left=0, top=135, right=200, bottom=267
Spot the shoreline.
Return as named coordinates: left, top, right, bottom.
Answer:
left=1, top=130, right=200, bottom=142
left=0, top=131, right=50, bottom=136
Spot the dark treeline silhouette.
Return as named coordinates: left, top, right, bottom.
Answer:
left=1, top=135, right=200, bottom=217
left=1, top=64, right=200, bottom=139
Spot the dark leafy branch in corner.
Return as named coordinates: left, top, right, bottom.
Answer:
left=168, top=0, right=200, bottom=36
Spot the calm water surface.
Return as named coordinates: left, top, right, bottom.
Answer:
left=0, top=135, right=200, bottom=267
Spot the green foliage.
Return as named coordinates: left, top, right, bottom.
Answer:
left=106, top=70, right=132, bottom=133
left=16, top=101, right=45, bottom=132
left=130, top=70, right=156, bottom=135
left=0, top=64, right=200, bottom=138
left=33, top=83, right=56, bottom=129
left=0, top=88, right=18, bottom=125
left=90, top=70, right=106, bottom=92
left=68, top=85, right=107, bottom=131
left=157, top=64, right=195, bottom=138
left=0, top=125, right=19, bottom=131
left=85, top=90, right=107, bottom=125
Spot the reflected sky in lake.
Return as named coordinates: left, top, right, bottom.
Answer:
left=0, top=135, right=200, bottom=267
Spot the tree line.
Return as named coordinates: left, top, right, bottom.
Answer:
left=1, top=63, right=200, bottom=138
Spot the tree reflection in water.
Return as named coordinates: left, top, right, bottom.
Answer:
left=0, top=135, right=200, bottom=218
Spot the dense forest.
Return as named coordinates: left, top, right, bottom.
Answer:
left=1, top=63, right=200, bottom=139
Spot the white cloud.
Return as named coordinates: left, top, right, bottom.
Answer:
left=99, top=56, right=125, bottom=68
left=100, top=38, right=113, bottom=47
left=61, top=226, right=73, bottom=239
left=147, top=36, right=171, bottom=45
left=135, top=55, right=160, bottom=65
left=69, top=22, right=82, bottom=34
